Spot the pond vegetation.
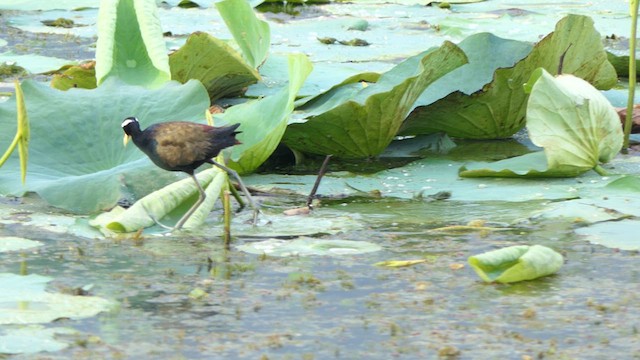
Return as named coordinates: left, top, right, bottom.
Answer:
left=0, top=0, right=639, bottom=358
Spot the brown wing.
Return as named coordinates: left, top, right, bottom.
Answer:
left=152, top=122, right=216, bottom=168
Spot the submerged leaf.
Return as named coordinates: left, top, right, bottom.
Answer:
left=402, top=14, right=617, bottom=139
left=468, top=245, right=563, bottom=283
left=283, top=41, right=467, bottom=158
left=95, top=0, right=170, bottom=87
left=460, top=69, right=622, bottom=177
left=0, top=326, right=78, bottom=354
left=0, top=273, right=112, bottom=324
left=237, top=237, right=382, bottom=257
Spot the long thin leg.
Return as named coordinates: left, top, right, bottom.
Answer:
left=207, top=159, right=260, bottom=224
left=141, top=201, right=173, bottom=231
left=173, top=173, right=207, bottom=230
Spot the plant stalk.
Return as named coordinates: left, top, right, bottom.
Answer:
left=223, top=189, right=231, bottom=249
left=624, top=0, right=640, bottom=149
left=306, top=155, right=332, bottom=208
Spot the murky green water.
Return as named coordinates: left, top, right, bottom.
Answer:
left=2, top=194, right=639, bottom=359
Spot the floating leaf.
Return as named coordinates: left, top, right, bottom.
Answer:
left=50, top=61, right=97, bottom=90
left=0, top=237, right=43, bottom=252
left=283, top=41, right=468, bottom=158
left=374, top=259, right=428, bottom=267
left=0, top=326, right=78, bottom=355
left=402, top=14, right=617, bottom=139
left=460, top=69, right=622, bottom=177
left=95, top=0, right=171, bottom=87
left=468, top=245, right=563, bottom=283
left=0, top=79, right=210, bottom=214
left=0, top=273, right=112, bottom=324
left=216, top=0, right=270, bottom=69
left=237, top=237, right=382, bottom=257
left=169, top=32, right=260, bottom=101
left=575, top=219, right=640, bottom=250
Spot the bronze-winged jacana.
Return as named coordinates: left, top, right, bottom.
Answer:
left=121, top=116, right=259, bottom=230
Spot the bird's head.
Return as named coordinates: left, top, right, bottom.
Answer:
left=121, top=116, right=139, bottom=146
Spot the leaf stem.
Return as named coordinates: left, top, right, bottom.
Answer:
left=624, top=0, right=640, bottom=149
left=593, top=164, right=610, bottom=176
left=0, top=133, right=19, bottom=168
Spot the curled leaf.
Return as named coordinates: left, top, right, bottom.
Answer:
left=468, top=245, right=563, bottom=283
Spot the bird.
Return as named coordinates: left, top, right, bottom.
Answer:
left=121, top=116, right=259, bottom=230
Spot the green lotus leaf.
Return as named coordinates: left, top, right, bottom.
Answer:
left=169, top=32, right=260, bottom=101
left=0, top=79, right=210, bottom=214
left=282, top=41, right=468, bottom=158
left=411, top=32, right=533, bottom=109
left=402, top=14, right=617, bottom=139
left=468, top=245, right=563, bottom=283
left=95, top=0, right=171, bottom=88
left=221, top=53, right=313, bottom=174
left=460, top=69, right=622, bottom=177
left=216, top=0, right=270, bottom=69
left=90, top=167, right=226, bottom=232
left=50, top=62, right=97, bottom=90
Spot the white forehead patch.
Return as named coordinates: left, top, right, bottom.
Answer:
left=121, top=117, right=137, bottom=128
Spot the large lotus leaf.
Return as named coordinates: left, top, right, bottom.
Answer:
left=216, top=0, right=270, bottom=69
left=401, top=14, right=617, bottom=139
left=459, top=69, right=622, bottom=178
left=221, top=53, right=313, bottom=174
left=95, top=0, right=171, bottom=88
left=412, top=32, right=533, bottom=108
left=282, top=41, right=468, bottom=158
left=0, top=79, right=210, bottom=214
left=468, top=245, right=563, bottom=283
left=169, top=32, right=260, bottom=101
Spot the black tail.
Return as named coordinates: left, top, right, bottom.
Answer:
left=209, top=123, right=241, bottom=156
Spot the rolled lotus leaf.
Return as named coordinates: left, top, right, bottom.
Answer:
left=468, top=245, right=563, bottom=283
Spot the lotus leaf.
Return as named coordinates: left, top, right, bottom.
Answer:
left=95, top=0, right=171, bottom=88
left=468, top=245, right=563, bottom=283
left=169, top=32, right=260, bottom=101
left=0, top=326, right=78, bottom=354
left=0, top=79, right=210, bottom=214
left=237, top=237, right=382, bottom=257
left=283, top=41, right=468, bottom=158
left=90, top=167, right=226, bottom=232
left=402, top=14, right=617, bottom=139
left=221, top=53, right=313, bottom=174
left=0, top=273, right=112, bottom=324
left=216, top=0, right=270, bottom=69
left=459, top=69, right=622, bottom=177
